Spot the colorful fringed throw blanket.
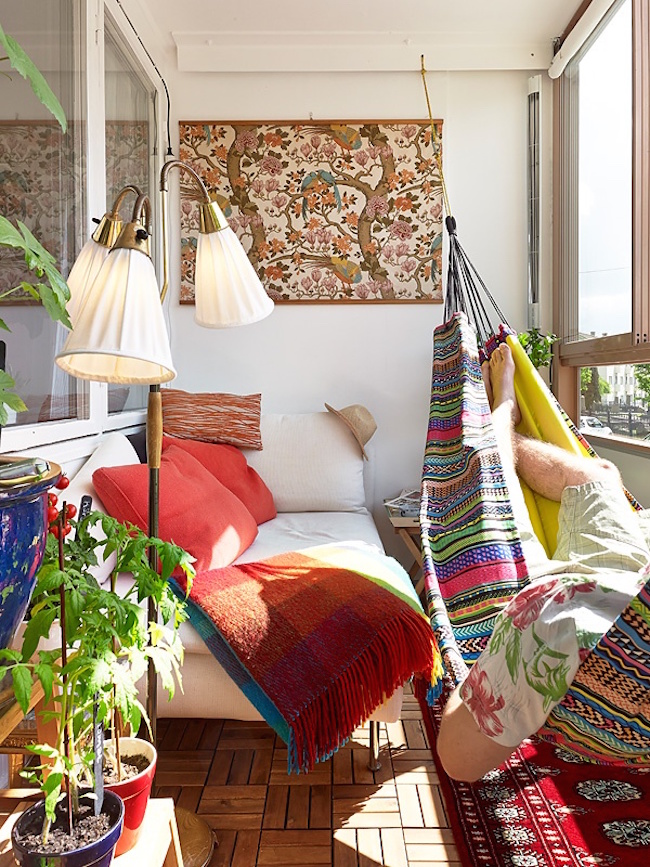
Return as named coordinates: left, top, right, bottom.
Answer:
left=172, top=542, right=437, bottom=773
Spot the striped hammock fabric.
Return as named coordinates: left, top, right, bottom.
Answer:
left=422, top=312, right=650, bottom=764
left=539, top=572, right=650, bottom=766
left=420, top=313, right=530, bottom=688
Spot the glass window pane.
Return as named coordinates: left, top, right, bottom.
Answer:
left=580, top=362, right=650, bottom=442
left=0, top=0, right=87, bottom=427
left=104, top=21, right=153, bottom=414
left=577, top=0, right=632, bottom=340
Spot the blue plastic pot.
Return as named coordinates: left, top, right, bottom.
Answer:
left=11, top=790, right=124, bottom=867
left=0, top=458, right=61, bottom=650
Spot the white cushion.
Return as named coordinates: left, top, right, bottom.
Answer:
left=243, top=413, right=366, bottom=513
left=236, top=511, right=383, bottom=566
left=65, top=432, right=140, bottom=583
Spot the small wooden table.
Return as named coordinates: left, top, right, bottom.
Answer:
left=388, top=515, right=424, bottom=597
left=0, top=797, right=183, bottom=867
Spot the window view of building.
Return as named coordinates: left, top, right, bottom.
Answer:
left=580, top=361, right=650, bottom=440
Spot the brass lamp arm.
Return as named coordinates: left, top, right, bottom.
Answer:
left=159, top=159, right=228, bottom=303
left=112, top=192, right=153, bottom=258
left=90, top=184, right=142, bottom=247
left=108, top=184, right=143, bottom=219
left=160, top=159, right=210, bottom=201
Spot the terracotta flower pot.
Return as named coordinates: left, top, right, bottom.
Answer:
left=11, top=789, right=124, bottom=867
left=104, top=736, right=157, bottom=856
left=0, top=459, right=61, bottom=650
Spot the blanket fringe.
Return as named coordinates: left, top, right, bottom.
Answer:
left=287, top=607, right=436, bottom=773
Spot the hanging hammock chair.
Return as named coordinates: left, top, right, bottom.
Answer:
left=419, top=60, right=650, bottom=767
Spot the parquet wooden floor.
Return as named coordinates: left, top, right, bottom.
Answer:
left=155, top=683, right=461, bottom=866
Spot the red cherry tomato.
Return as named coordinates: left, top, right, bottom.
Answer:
left=49, top=524, right=60, bottom=539
left=47, top=505, right=59, bottom=523
left=55, top=475, right=70, bottom=490
left=62, top=523, right=72, bottom=537
left=48, top=493, right=58, bottom=507
left=64, top=503, right=77, bottom=519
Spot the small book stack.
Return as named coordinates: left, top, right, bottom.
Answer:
left=384, top=488, right=420, bottom=526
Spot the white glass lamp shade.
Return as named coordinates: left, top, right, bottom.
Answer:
left=56, top=248, right=176, bottom=384
left=65, top=237, right=112, bottom=328
left=194, top=229, right=274, bottom=328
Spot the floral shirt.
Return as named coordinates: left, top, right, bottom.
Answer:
left=459, top=567, right=649, bottom=748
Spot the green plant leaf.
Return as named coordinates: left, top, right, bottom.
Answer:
left=86, top=658, right=112, bottom=694
left=12, top=665, right=32, bottom=714
left=27, top=743, right=59, bottom=759
left=0, top=215, right=24, bottom=247
left=18, top=281, right=40, bottom=301
left=43, top=770, right=64, bottom=796
left=34, top=662, right=55, bottom=704
left=44, top=781, right=63, bottom=824
left=34, top=564, right=66, bottom=596
left=2, top=390, right=27, bottom=412
left=21, top=607, right=57, bottom=662
left=0, top=370, right=27, bottom=426
left=0, top=23, right=66, bottom=131
left=66, top=587, right=85, bottom=622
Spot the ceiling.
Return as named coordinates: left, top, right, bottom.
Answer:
left=133, top=0, right=587, bottom=73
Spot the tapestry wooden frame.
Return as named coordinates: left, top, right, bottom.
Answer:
left=178, top=119, right=444, bottom=305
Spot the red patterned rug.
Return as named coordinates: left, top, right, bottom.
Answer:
left=416, top=683, right=650, bottom=866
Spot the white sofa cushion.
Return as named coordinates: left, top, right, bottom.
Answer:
left=243, top=412, right=366, bottom=513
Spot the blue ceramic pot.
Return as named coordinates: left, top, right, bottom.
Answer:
left=0, top=458, right=61, bottom=650
left=11, top=790, right=124, bottom=867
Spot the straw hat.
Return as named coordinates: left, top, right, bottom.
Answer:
left=324, top=403, right=377, bottom=460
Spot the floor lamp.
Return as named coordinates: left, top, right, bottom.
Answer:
left=56, top=160, right=273, bottom=865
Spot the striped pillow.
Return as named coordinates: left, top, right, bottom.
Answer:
left=161, top=389, right=263, bottom=449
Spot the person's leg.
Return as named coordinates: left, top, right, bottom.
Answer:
left=488, top=343, right=623, bottom=504
left=488, top=345, right=550, bottom=574
left=488, top=345, right=525, bottom=521
left=514, top=434, right=623, bottom=503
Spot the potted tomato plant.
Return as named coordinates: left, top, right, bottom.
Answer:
left=0, top=497, right=195, bottom=863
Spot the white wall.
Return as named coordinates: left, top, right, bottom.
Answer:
left=161, top=66, right=550, bottom=556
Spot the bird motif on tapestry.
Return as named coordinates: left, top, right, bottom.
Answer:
left=304, top=255, right=362, bottom=285
left=300, top=170, right=342, bottom=220
left=303, top=124, right=363, bottom=151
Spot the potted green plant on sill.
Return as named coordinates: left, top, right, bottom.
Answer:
left=0, top=502, right=195, bottom=863
left=518, top=326, right=557, bottom=371
left=0, top=21, right=72, bottom=425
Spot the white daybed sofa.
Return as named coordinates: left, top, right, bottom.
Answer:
left=63, top=410, right=404, bottom=731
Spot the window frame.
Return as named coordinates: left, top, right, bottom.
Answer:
left=553, top=0, right=650, bottom=420
left=1, top=0, right=166, bottom=456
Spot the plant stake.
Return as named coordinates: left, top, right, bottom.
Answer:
left=57, top=505, right=73, bottom=836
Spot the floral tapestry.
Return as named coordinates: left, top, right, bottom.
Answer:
left=179, top=120, right=444, bottom=304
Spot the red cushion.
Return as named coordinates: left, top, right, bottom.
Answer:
left=92, top=445, right=258, bottom=571
left=162, top=435, right=276, bottom=525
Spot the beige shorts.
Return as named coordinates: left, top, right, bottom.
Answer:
left=516, top=480, right=650, bottom=581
